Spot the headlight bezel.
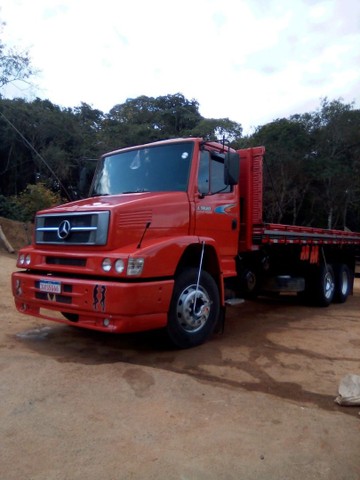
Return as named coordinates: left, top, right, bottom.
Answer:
left=127, top=257, right=145, bottom=276
left=101, top=257, right=144, bottom=276
left=18, top=253, right=31, bottom=267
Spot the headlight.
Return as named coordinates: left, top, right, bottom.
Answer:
left=115, top=259, right=125, bottom=274
left=127, top=258, right=144, bottom=276
left=25, top=254, right=31, bottom=266
left=102, top=258, right=112, bottom=272
left=19, top=253, right=25, bottom=265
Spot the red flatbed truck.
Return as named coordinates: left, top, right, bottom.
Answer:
left=12, top=138, right=360, bottom=348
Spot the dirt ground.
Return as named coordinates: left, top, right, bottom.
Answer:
left=0, top=222, right=360, bottom=479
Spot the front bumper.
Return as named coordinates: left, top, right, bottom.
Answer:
left=12, top=271, right=174, bottom=333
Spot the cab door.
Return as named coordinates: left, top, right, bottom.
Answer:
left=194, top=150, right=239, bottom=264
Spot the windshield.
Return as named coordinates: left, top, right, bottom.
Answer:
left=91, top=142, right=194, bottom=196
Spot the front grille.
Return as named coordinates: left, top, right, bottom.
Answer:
left=35, top=211, right=109, bottom=245
left=46, top=257, right=87, bottom=267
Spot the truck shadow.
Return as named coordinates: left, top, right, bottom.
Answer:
left=14, top=295, right=360, bottom=419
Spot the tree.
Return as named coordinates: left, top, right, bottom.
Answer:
left=0, top=97, right=99, bottom=199
left=249, top=118, right=312, bottom=224
left=1, top=92, right=359, bottom=230
left=244, top=98, right=360, bottom=229
left=153, top=93, right=202, bottom=136
left=308, top=98, right=360, bottom=229
left=0, top=98, right=36, bottom=195
left=103, top=93, right=203, bottom=149
left=0, top=21, right=35, bottom=90
left=190, top=118, right=242, bottom=142
left=103, top=93, right=242, bottom=149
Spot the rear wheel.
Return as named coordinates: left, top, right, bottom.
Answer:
left=333, top=264, right=352, bottom=303
left=311, top=264, right=335, bottom=307
left=239, top=268, right=258, bottom=298
left=166, top=268, right=220, bottom=349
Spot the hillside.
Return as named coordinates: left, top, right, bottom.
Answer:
left=0, top=217, right=33, bottom=253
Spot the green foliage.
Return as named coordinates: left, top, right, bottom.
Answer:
left=307, top=98, right=360, bottom=229
left=103, top=93, right=206, bottom=149
left=245, top=98, right=360, bottom=230
left=0, top=194, right=18, bottom=219
left=249, top=117, right=312, bottom=225
left=191, top=118, right=242, bottom=141
left=0, top=93, right=243, bottom=200
left=10, top=183, right=62, bottom=222
left=0, top=88, right=359, bottom=231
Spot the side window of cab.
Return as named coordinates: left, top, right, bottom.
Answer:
left=198, top=150, right=231, bottom=195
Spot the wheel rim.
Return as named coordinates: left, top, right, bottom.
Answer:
left=176, top=284, right=211, bottom=333
left=324, top=271, right=335, bottom=299
left=245, top=271, right=256, bottom=291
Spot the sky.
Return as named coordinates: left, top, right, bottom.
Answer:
left=1, top=0, right=359, bottom=134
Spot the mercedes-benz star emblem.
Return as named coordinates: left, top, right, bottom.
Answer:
left=57, top=219, right=71, bottom=240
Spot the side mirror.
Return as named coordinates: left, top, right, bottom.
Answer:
left=224, top=152, right=240, bottom=186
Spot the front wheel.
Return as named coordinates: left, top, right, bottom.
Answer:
left=166, top=268, right=220, bottom=349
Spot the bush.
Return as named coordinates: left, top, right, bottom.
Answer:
left=8, top=183, right=62, bottom=222
left=0, top=195, right=19, bottom=220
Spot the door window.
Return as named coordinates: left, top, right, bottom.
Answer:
left=198, top=151, right=231, bottom=195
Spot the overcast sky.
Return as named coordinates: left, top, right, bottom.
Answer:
left=1, top=0, right=359, bottom=134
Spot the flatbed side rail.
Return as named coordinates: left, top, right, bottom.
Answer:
left=253, top=223, right=360, bottom=245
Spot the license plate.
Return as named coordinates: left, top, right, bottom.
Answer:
left=39, top=280, right=61, bottom=294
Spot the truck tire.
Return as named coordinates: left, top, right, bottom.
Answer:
left=166, top=268, right=220, bottom=349
left=311, top=264, right=335, bottom=307
left=240, top=268, right=258, bottom=298
left=333, top=264, right=352, bottom=303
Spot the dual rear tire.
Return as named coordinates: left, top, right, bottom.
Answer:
left=333, top=263, right=352, bottom=304
left=305, top=263, right=352, bottom=307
